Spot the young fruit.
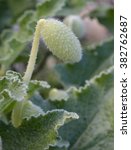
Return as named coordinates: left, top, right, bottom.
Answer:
left=23, top=18, right=82, bottom=82
left=64, top=15, right=85, bottom=39
left=49, top=88, right=69, bottom=101
left=41, top=19, right=82, bottom=64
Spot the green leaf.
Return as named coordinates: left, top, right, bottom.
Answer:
left=55, top=38, right=114, bottom=86
left=0, top=70, right=52, bottom=127
left=49, top=139, right=69, bottom=150
left=0, top=39, right=25, bottom=72
left=36, top=0, right=67, bottom=17
left=93, top=54, right=113, bottom=76
left=0, top=110, right=78, bottom=150
left=67, top=0, right=88, bottom=7
left=0, top=90, right=16, bottom=116
left=46, top=67, right=114, bottom=149
left=28, top=80, right=50, bottom=97
left=0, top=1, right=11, bottom=31
left=7, top=0, right=36, bottom=17
left=11, top=101, right=44, bottom=128
left=70, top=90, right=113, bottom=150
left=0, top=71, right=27, bottom=116
left=16, top=10, right=35, bottom=42
left=0, top=71, right=27, bottom=102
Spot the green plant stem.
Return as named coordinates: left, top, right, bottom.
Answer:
left=23, top=19, right=45, bottom=83
left=16, top=19, right=46, bottom=127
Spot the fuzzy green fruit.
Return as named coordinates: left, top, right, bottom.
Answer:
left=64, top=15, right=85, bottom=39
left=41, top=19, right=82, bottom=63
left=23, top=19, right=82, bottom=82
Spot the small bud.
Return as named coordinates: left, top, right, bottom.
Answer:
left=41, top=19, right=82, bottom=63
left=64, top=15, right=85, bottom=39
left=49, top=88, right=69, bottom=101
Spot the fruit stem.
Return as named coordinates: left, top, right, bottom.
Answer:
left=23, top=19, right=45, bottom=83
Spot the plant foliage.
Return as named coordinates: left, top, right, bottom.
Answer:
left=0, top=0, right=114, bottom=149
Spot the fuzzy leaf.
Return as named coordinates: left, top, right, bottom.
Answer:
left=0, top=71, right=27, bottom=116
left=0, top=71, right=51, bottom=127
left=0, top=90, right=16, bottom=116
left=55, top=38, right=114, bottom=86
left=36, top=0, right=67, bottom=17
left=0, top=110, right=78, bottom=150
left=49, top=139, right=69, bottom=150
left=11, top=101, right=44, bottom=128
left=0, top=38, right=25, bottom=69
left=7, top=0, right=36, bottom=17
left=20, top=101, right=44, bottom=119
left=16, top=10, right=35, bottom=42
left=28, top=80, right=50, bottom=97
left=60, top=67, right=114, bottom=149
left=41, top=67, right=114, bottom=149
left=70, top=89, right=113, bottom=150
left=0, top=71, right=27, bottom=101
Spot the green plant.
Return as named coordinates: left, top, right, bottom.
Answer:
left=0, top=18, right=82, bottom=149
left=24, top=19, right=82, bottom=82
left=0, top=1, right=114, bottom=150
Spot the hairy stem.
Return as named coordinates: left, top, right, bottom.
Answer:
left=23, top=19, right=45, bottom=83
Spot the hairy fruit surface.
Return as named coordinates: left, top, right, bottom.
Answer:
left=42, top=19, right=82, bottom=63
